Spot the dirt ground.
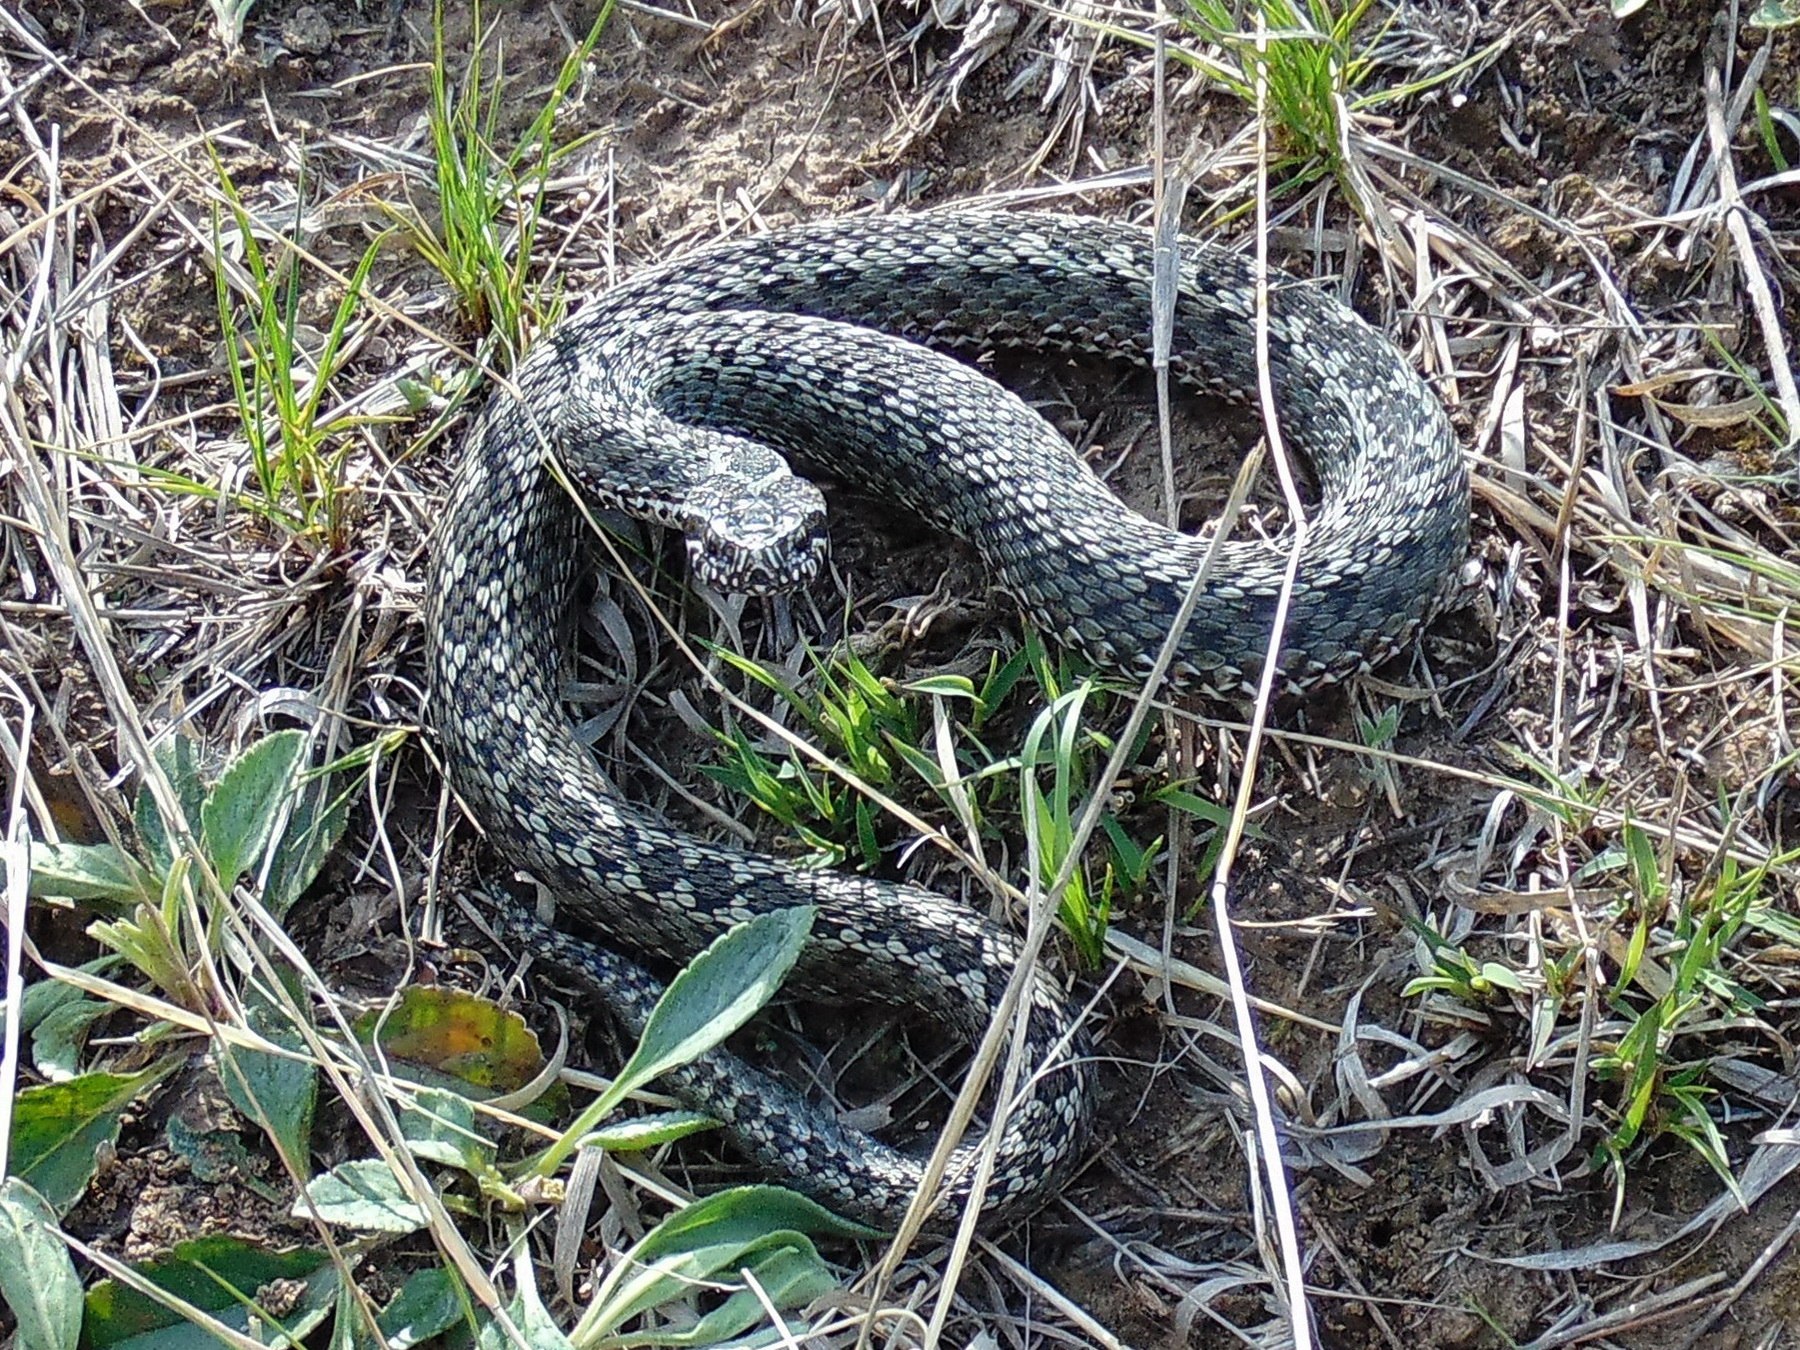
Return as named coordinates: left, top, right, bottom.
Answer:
left=8, top=0, right=1800, bottom=1346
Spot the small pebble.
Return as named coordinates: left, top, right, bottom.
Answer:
left=281, top=5, right=333, bottom=57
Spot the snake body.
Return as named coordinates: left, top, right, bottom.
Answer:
left=427, top=211, right=1467, bottom=1227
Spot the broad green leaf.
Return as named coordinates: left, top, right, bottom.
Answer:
left=629, top=1243, right=836, bottom=1347
left=354, top=987, right=546, bottom=1094
left=10, top=1060, right=181, bottom=1213
left=377, top=1266, right=470, bottom=1350
left=0, top=1179, right=82, bottom=1350
left=398, top=1087, right=494, bottom=1172
left=13, top=964, right=104, bottom=1034
left=201, top=730, right=307, bottom=885
left=613, top=907, right=813, bottom=1101
left=578, top=1111, right=717, bottom=1154
left=580, top=1185, right=870, bottom=1342
left=27, top=842, right=157, bottom=906
left=528, top=909, right=813, bottom=1183
left=219, top=988, right=317, bottom=1174
left=476, top=1268, right=570, bottom=1350
left=135, top=734, right=207, bottom=875
left=299, top=1160, right=429, bottom=1233
left=83, top=1236, right=331, bottom=1349
left=101, top=1281, right=337, bottom=1350
left=265, top=777, right=349, bottom=917
left=1479, top=962, right=1526, bottom=994
left=31, top=997, right=112, bottom=1080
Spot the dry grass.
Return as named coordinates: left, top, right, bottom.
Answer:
left=3, top=0, right=1800, bottom=1347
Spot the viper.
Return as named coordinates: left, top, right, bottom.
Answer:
left=426, top=209, right=1467, bottom=1228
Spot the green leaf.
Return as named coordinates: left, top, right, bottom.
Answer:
left=637, top=1242, right=836, bottom=1347
left=329, top=1280, right=361, bottom=1350
left=579, top=1186, right=870, bottom=1342
left=13, top=965, right=105, bottom=1034
left=86, top=899, right=197, bottom=1010
left=201, top=730, right=308, bottom=885
left=31, top=998, right=112, bottom=1080
left=83, top=1236, right=332, bottom=1349
left=354, top=987, right=546, bottom=1094
left=399, top=1087, right=494, bottom=1173
left=0, top=1180, right=82, bottom=1350
left=853, top=797, right=880, bottom=870
left=10, top=1060, right=181, bottom=1213
left=299, top=1160, right=430, bottom=1234
left=219, top=988, right=317, bottom=1175
left=902, top=673, right=976, bottom=699
left=27, top=842, right=158, bottom=906
left=378, top=1266, right=470, bottom=1350
left=612, top=907, right=813, bottom=1102
left=527, top=909, right=813, bottom=1182
left=1146, top=785, right=1236, bottom=828
left=1623, top=819, right=1661, bottom=907
left=476, top=1278, right=572, bottom=1350
left=1478, top=962, right=1526, bottom=994
left=264, top=776, right=349, bottom=918
left=135, top=734, right=207, bottom=875
left=579, top=1111, right=718, bottom=1154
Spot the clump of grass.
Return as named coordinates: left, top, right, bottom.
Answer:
left=402, top=0, right=612, bottom=362
left=1405, top=783, right=1800, bottom=1216
left=202, top=160, right=387, bottom=549
left=1581, top=823, right=1795, bottom=1215
left=1182, top=0, right=1379, bottom=180
left=1175, top=0, right=1501, bottom=216
left=707, top=630, right=1228, bottom=964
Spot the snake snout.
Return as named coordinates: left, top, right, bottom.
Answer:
left=684, top=472, right=828, bottom=594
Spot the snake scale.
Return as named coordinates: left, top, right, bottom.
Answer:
left=426, top=210, right=1467, bottom=1228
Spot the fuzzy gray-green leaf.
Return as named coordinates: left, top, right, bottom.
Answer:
left=0, top=1180, right=83, bottom=1350
left=200, top=729, right=308, bottom=885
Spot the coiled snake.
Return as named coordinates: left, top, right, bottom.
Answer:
left=427, top=210, right=1467, bottom=1228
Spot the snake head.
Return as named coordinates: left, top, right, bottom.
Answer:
left=683, top=472, right=828, bottom=595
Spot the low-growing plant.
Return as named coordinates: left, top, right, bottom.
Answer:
left=1404, top=811, right=1800, bottom=1215
left=31, top=729, right=356, bottom=987
left=199, top=159, right=389, bottom=549
left=706, top=630, right=1229, bottom=964
left=207, top=0, right=256, bottom=53
left=16, top=732, right=863, bottom=1348
left=1402, top=936, right=1529, bottom=1006
left=1174, top=0, right=1503, bottom=220
left=397, top=0, right=611, bottom=361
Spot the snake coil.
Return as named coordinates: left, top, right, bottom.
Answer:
left=427, top=210, right=1467, bottom=1227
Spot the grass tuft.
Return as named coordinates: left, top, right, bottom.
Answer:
left=399, top=0, right=614, bottom=363
left=207, top=158, right=387, bottom=550
left=706, top=629, right=1229, bottom=965
left=1174, top=0, right=1502, bottom=221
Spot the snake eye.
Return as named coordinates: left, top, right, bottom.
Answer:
left=684, top=474, right=828, bottom=595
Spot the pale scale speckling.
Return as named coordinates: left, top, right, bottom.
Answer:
left=426, top=210, right=1467, bottom=1229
